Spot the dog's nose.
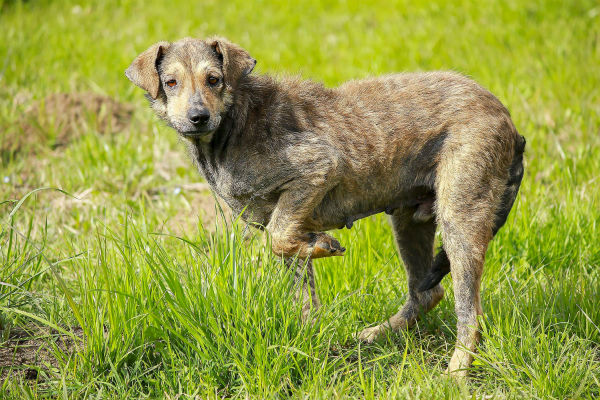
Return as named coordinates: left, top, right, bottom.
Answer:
left=187, top=108, right=210, bottom=126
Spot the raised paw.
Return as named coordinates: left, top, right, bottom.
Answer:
left=309, top=232, right=346, bottom=259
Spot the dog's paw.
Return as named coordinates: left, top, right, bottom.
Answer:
left=356, top=325, right=383, bottom=343
left=444, top=366, right=468, bottom=379
left=445, top=349, right=471, bottom=378
left=309, top=233, right=346, bottom=258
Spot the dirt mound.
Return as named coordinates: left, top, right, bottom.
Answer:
left=3, top=92, right=133, bottom=157
left=0, top=326, right=84, bottom=382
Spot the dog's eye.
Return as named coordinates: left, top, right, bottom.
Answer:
left=166, top=79, right=177, bottom=88
left=207, top=76, right=219, bottom=85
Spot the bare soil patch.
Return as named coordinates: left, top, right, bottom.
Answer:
left=0, top=326, right=84, bottom=382
left=3, top=92, right=133, bottom=157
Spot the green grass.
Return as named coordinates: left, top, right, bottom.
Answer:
left=1, top=0, right=599, bottom=398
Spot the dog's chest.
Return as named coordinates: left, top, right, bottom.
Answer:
left=193, top=150, right=279, bottom=225
left=221, top=173, right=279, bottom=225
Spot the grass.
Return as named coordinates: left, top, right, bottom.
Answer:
left=1, top=0, right=599, bottom=398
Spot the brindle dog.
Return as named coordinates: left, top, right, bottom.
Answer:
left=126, top=37, right=525, bottom=376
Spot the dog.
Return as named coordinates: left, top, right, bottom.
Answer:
left=126, top=37, right=525, bottom=376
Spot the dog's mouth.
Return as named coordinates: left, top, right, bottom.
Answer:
left=179, top=129, right=213, bottom=138
left=174, top=115, right=221, bottom=139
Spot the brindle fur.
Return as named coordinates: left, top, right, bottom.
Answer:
left=126, top=37, right=525, bottom=376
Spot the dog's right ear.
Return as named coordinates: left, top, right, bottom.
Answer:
left=125, top=41, right=170, bottom=99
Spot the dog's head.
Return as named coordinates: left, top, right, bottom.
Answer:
left=125, top=37, right=256, bottom=141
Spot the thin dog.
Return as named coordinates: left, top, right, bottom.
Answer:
left=126, top=37, right=525, bottom=376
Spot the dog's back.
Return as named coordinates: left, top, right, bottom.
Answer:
left=304, top=71, right=521, bottom=230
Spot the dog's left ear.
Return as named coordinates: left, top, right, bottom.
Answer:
left=125, top=41, right=170, bottom=99
left=209, top=37, right=256, bottom=86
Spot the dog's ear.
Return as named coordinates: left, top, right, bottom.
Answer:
left=125, top=41, right=170, bottom=99
left=209, top=37, right=256, bottom=86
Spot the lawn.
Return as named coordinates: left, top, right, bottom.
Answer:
left=1, top=0, right=599, bottom=398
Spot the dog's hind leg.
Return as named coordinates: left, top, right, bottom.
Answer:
left=285, top=258, right=320, bottom=320
left=418, top=134, right=525, bottom=293
left=435, top=138, right=513, bottom=376
left=357, top=208, right=444, bottom=342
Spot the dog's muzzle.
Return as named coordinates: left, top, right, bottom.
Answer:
left=187, top=107, right=211, bottom=128
left=177, top=113, right=221, bottom=139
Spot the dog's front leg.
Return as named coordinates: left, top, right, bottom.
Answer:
left=266, top=184, right=345, bottom=260
left=284, top=257, right=320, bottom=320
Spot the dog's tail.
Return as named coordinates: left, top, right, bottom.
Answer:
left=418, top=134, right=526, bottom=292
